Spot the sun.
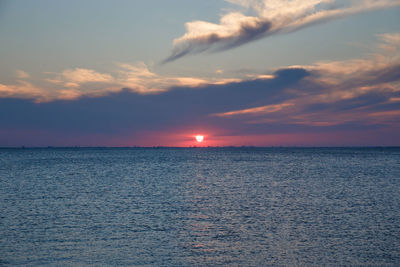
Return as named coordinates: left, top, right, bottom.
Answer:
left=195, top=135, right=204, bottom=143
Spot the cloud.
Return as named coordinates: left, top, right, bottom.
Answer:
left=212, top=33, right=400, bottom=128
left=0, top=81, right=43, bottom=99
left=62, top=68, right=113, bottom=83
left=163, top=0, right=400, bottom=62
left=16, top=70, right=30, bottom=79
left=1, top=60, right=398, bottom=146
left=0, top=67, right=312, bottom=146
left=214, top=103, right=293, bottom=117
left=2, top=31, right=399, bottom=103
left=0, top=63, right=241, bottom=102
left=0, top=33, right=399, bottom=146
left=114, top=62, right=235, bottom=94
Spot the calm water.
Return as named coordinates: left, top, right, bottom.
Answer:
left=0, top=148, right=399, bottom=266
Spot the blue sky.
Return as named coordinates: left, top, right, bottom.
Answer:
left=0, top=0, right=399, bottom=146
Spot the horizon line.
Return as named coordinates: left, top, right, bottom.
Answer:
left=1, top=146, right=399, bottom=149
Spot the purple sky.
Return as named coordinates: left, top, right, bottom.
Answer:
left=0, top=0, right=399, bottom=146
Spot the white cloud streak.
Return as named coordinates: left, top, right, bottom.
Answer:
left=164, top=0, right=400, bottom=62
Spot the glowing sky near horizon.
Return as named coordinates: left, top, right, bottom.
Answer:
left=0, top=0, right=399, bottom=146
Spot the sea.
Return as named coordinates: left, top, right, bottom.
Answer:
left=0, top=147, right=399, bottom=266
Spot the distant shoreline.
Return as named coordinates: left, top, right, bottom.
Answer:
left=1, top=146, right=399, bottom=149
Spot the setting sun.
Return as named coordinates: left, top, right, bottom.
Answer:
left=195, top=135, right=204, bottom=142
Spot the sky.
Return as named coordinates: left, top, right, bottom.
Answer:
left=0, top=0, right=399, bottom=147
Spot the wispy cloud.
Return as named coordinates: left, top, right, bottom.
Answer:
left=16, top=70, right=30, bottom=79
left=212, top=33, right=400, bottom=127
left=115, top=62, right=239, bottom=94
left=214, top=103, right=293, bottom=117
left=0, top=63, right=240, bottom=102
left=62, top=68, right=114, bottom=83
left=0, top=80, right=43, bottom=99
left=164, top=0, right=400, bottom=63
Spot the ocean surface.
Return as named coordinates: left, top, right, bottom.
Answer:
left=0, top=147, right=399, bottom=266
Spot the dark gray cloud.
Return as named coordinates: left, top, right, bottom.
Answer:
left=1, top=64, right=399, bottom=146
left=0, top=68, right=308, bottom=133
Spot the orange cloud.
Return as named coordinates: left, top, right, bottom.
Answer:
left=0, top=62, right=244, bottom=102
left=62, top=68, right=113, bottom=84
